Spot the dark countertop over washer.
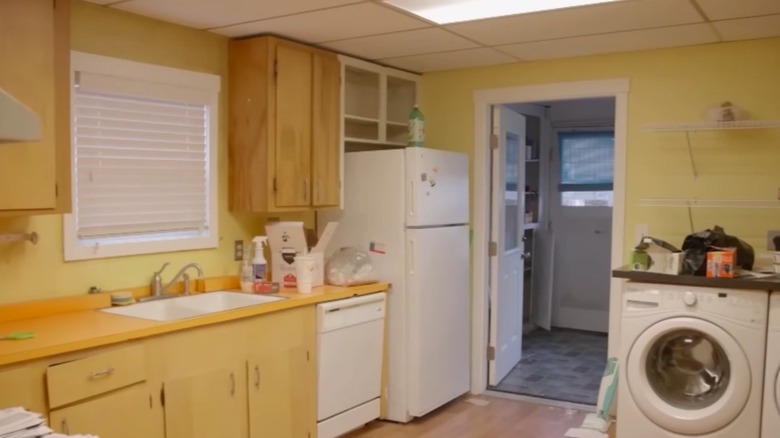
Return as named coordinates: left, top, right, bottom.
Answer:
left=613, top=267, right=780, bottom=291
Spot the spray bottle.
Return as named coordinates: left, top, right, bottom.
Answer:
left=252, top=236, right=269, bottom=292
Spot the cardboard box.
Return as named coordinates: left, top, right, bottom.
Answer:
left=631, top=237, right=683, bottom=275
left=265, top=221, right=337, bottom=288
left=707, top=248, right=737, bottom=278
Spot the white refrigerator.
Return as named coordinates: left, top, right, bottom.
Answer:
left=319, top=147, right=470, bottom=423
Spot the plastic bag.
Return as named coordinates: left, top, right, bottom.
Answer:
left=681, top=226, right=754, bottom=275
left=325, top=247, right=378, bottom=286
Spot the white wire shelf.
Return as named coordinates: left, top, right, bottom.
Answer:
left=639, top=198, right=780, bottom=208
left=644, top=120, right=780, bottom=132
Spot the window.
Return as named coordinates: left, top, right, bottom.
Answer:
left=558, top=131, right=614, bottom=207
left=64, top=52, right=220, bottom=261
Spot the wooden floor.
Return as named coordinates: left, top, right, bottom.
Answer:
left=343, top=396, right=616, bottom=438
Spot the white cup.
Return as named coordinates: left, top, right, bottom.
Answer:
left=295, top=255, right=317, bottom=294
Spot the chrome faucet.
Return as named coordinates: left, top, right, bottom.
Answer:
left=149, top=262, right=204, bottom=299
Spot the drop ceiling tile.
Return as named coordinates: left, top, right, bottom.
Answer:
left=322, top=28, right=479, bottom=60
left=445, top=0, right=704, bottom=46
left=713, top=14, right=780, bottom=41
left=112, top=0, right=361, bottom=29
left=498, top=24, right=719, bottom=61
left=696, top=0, right=780, bottom=20
left=212, top=3, right=429, bottom=40
left=380, top=48, right=518, bottom=72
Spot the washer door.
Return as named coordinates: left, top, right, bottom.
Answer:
left=627, top=317, right=751, bottom=435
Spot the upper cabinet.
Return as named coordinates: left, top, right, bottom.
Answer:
left=0, top=0, right=70, bottom=215
left=341, top=56, right=420, bottom=149
left=229, top=36, right=341, bottom=212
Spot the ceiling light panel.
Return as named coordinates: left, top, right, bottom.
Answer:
left=382, top=0, right=626, bottom=24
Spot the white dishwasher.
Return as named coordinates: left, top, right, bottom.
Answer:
left=317, top=293, right=386, bottom=438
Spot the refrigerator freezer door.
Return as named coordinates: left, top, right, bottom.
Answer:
left=405, top=148, right=469, bottom=227
left=406, top=225, right=470, bottom=416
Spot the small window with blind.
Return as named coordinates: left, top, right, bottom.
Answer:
left=63, top=52, right=220, bottom=261
left=558, top=131, right=614, bottom=207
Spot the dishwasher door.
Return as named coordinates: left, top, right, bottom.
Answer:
left=317, top=293, right=386, bottom=422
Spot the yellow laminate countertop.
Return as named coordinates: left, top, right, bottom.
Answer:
left=0, top=283, right=389, bottom=367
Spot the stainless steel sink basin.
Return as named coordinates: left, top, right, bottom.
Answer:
left=100, top=291, right=285, bottom=322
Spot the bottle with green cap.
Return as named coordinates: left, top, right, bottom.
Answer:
left=408, top=104, right=425, bottom=147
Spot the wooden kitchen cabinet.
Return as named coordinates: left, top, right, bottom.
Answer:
left=0, top=0, right=70, bottom=215
left=247, top=307, right=316, bottom=438
left=164, top=367, right=245, bottom=438
left=0, top=363, right=47, bottom=413
left=49, top=384, right=162, bottom=438
left=229, top=36, right=341, bottom=212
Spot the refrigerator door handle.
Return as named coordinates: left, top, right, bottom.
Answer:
left=409, top=181, right=415, bottom=218
left=409, top=238, right=415, bottom=275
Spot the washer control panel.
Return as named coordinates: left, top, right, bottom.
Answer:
left=625, top=283, right=767, bottom=323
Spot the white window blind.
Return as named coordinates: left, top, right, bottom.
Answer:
left=73, top=88, right=209, bottom=239
left=65, top=51, right=220, bottom=261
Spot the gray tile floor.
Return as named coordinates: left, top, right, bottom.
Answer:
left=490, top=328, right=608, bottom=405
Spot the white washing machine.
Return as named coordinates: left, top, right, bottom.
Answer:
left=617, top=282, right=768, bottom=438
left=762, top=292, right=780, bottom=437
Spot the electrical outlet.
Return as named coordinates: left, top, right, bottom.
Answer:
left=234, top=240, right=244, bottom=261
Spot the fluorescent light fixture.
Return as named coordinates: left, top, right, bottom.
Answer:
left=383, top=0, right=624, bottom=24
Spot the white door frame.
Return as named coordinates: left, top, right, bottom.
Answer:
left=472, top=79, right=629, bottom=394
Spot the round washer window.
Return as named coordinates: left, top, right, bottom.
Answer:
left=645, top=329, right=731, bottom=409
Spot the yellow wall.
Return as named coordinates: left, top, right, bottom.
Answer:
left=0, top=1, right=267, bottom=304
left=421, top=38, right=780, bottom=258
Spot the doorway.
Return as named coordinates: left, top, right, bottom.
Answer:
left=488, top=98, right=616, bottom=405
left=471, top=79, right=629, bottom=401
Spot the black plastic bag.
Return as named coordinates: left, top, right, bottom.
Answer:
left=681, top=226, right=754, bottom=276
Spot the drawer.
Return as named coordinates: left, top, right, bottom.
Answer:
left=47, top=344, right=147, bottom=408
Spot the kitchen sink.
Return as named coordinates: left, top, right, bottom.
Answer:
left=100, top=291, right=285, bottom=322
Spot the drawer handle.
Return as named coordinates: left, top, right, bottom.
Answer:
left=88, top=367, right=115, bottom=379
left=254, top=365, right=261, bottom=390
left=230, top=372, right=236, bottom=397
left=62, top=418, right=70, bottom=434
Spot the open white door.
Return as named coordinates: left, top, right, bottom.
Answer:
left=488, top=106, right=526, bottom=386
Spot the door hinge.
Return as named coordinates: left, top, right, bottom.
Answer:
left=490, top=134, right=499, bottom=150
left=160, top=386, right=165, bottom=407
left=273, top=177, right=277, bottom=192
left=488, top=241, right=498, bottom=256
left=306, top=350, right=310, bottom=362
left=273, top=58, right=278, bottom=78
left=55, top=183, right=59, bottom=197
left=487, top=346, right=496, bottom=361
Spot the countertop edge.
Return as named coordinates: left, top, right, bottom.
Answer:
left=612, top=268, right=780, bottom=291
left=0, top=283, right=390, bottom=367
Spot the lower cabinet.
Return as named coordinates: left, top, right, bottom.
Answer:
left=164, top=366, right=246, bottom=438
left=49, top=384, right=162, bottom=438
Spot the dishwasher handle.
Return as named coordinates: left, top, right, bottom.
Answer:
left=317, top=293, right=386, bottom=334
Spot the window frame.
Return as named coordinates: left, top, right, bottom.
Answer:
left=63, top=51, right=221, bottom=261
left=557, top=130, right=615, bottom=207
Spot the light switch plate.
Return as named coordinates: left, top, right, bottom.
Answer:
left=234, top=240, right=244, bottom=261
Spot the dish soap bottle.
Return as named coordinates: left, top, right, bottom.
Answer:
left=252, top=236, right=269, bottom=293
left=240, top=251, right=254, bottom=293
left=408, top=104, right=425, bottom=147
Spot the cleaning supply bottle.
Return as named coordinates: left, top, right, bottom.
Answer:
left=408, top=104, right=425, bottom=147
left=252, top=236, right=269, bottom=292
left=240, top=252, right=254, bottom=293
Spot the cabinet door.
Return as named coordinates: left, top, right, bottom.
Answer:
left=164, top=368, right=245, bottom=438
left=50, top=385, right=162, bottom=438
left=248, top=347, right=311, bottom=438
left=273, top=43, right=312, bottom=208
left=0, top=0, right=59, bottom=211
left=312, top=52, right=341, bottom=208
left=0, top=365, right=47, bottom=413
